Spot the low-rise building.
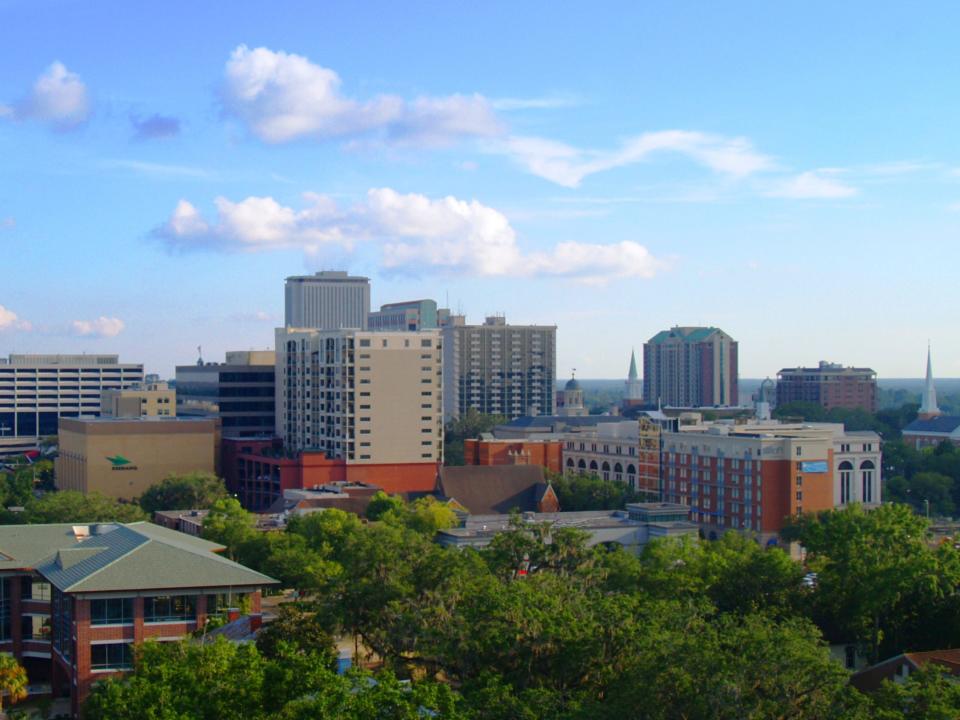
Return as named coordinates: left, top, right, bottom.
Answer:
left=101, top=381, right=175, bottom=418
left=55, top=417, right=218, bottom=500
left=902, top=416, right=960, bottom=450
left=0, top=521, right=276, bottom=715
left=436, top=502, right=697, bottom=554
left=435, top=465, right=559, bottom=515
left=463, top=436, right=564, bottom=474
left=222, top=437, right=435, bottom=511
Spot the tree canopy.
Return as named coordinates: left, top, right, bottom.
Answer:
left=139, top=472, right=228, bottom=514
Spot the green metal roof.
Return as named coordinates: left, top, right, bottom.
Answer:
left=0, top=522, right=277, bottom=593
left=647, top=326, right=723, bottom=345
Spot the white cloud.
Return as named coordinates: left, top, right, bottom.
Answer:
left=490, top=95, right=579, bottom=111
left=7, top=62, right=91, bottom=129
left=102, top=159, right=212, bottom=179
left=947, top=201, right=960, bottom=213
left=153, top=188, right=662, bottom=284
left=497, top=130, right=773, bottom=187
left=0, top=217, right=14, bottom=230
left=72, top=317, right=125, bottom=338
left=222, top=45, right=501, bottom=145
left=0, top=305, right=31, bottom=332
left=765, top=171, right=858, bottom=199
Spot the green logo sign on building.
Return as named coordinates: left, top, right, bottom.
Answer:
left=106, top=455, right=133, bottom=467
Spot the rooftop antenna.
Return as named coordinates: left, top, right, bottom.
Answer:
left=196, top=345, right=204, bottom=367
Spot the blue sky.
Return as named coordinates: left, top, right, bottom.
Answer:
left=1, top=1, right=958, bottom=380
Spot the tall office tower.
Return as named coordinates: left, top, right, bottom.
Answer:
left=441, top=315, right=556, bottom=421
left=368, top=299, right=439, bottom=331
left=0, top=354, right=144, bottom=456
left=776, top=361, right=878, bottom=413
left=284, top=271, right=370, bottom=329
left=175, top=351, right=276, bottom=437
left=275, top=327, right=443, bottom=475
left=643, top=326, right=738, bottom=407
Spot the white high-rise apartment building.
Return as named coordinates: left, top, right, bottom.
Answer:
left=0, top=354, right=144, bottom=456
left=284, top=271, right=370, bottom=330
left=275, top=328, right=443, bottom=465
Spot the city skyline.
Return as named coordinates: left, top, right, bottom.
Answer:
left=3, top=2, right=960, bottom=378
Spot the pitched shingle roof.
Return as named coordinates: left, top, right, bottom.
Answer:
left=0, top=522, right=277, bottom=593
left=437, top=466, right=555, bottom=515
left=903, top=416, right=960, bottom=435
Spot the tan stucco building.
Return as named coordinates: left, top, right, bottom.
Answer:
left=101, top=381, right=176, bottom=418
left=55, top=417, right=217, bottom=499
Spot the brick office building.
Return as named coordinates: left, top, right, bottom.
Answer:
left=776, top=361, right=878, bottom=413
left=660, top=422, right=880, bottom=543
left=0, top=522, right=275, bottom=716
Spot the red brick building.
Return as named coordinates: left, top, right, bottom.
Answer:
left=661, top=424, right=839, bottom=543
left=0, top=522, right=276, bottom=716
left=463, top=437, right=563, bottom=474
left=776, top=362, right=878, bottom=412
left=222, top=438, right=438, bottom=511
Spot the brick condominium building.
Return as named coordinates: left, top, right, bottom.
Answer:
left=776, top=361, right=878, bottom=413
left=0, top=522, right=275, bottom=716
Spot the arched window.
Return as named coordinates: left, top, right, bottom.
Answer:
left=614, top=462, right=623, bottom=483
left=578, top=458, right=587, bottom=473
left=601, top=461, right=611, bottom=481
left=626, top=463, right=637, bottom=490
left=565, top=457, right=575, bottom=475
left=589, top=460, right=598, bottom=473
left=839, top=460, right=853, bottom=504
left=860, top=460, right=875, bottom=503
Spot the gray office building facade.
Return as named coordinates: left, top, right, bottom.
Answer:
left=0, top=354, right=144, bottom=456
left=284, top=271, right=370, bottom=330
left=442, top=316, right=556, bottom=421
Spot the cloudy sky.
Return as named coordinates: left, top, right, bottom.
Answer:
left=1, top=1, right=958, bottom=379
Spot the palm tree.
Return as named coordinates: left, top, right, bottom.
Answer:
left=0, top=655, right=28, bottom=714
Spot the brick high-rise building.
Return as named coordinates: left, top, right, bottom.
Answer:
left=643, top=327, right=738, bottom=407
left=776, top=361, right=877, bottom=413
left=441, top=315, right=556, bottom=421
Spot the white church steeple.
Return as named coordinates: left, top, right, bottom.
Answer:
left=919, top=344, right=941, bottom=419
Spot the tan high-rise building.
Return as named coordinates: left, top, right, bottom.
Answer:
left=275, top=328, right=443, bottom=491
left=55, top=417, right=218, bottom=499
left=101, top=381, right=176, bottom=418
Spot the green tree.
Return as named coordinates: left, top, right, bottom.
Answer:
left=548, top=470, right=643, bottom=510
left=0, top=654, right=27, bottom=714
left=365, top=490, right=404, bottom=521
left=255, top=604, right=337, bottom=666
left=21, top=491, right=146, bottom=524
left=443, top=409, right=506, bottom=466
left=202, top=498, right=257, bottom=561
left=783, top=504, right=960, bottom=662
left=139, top=472, right=228, bottom=514
left=382, top=496, right=458, bottom=535
left=588, top=612, right=858, bottom=720
left=869, top=666, right=960, bottom=720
